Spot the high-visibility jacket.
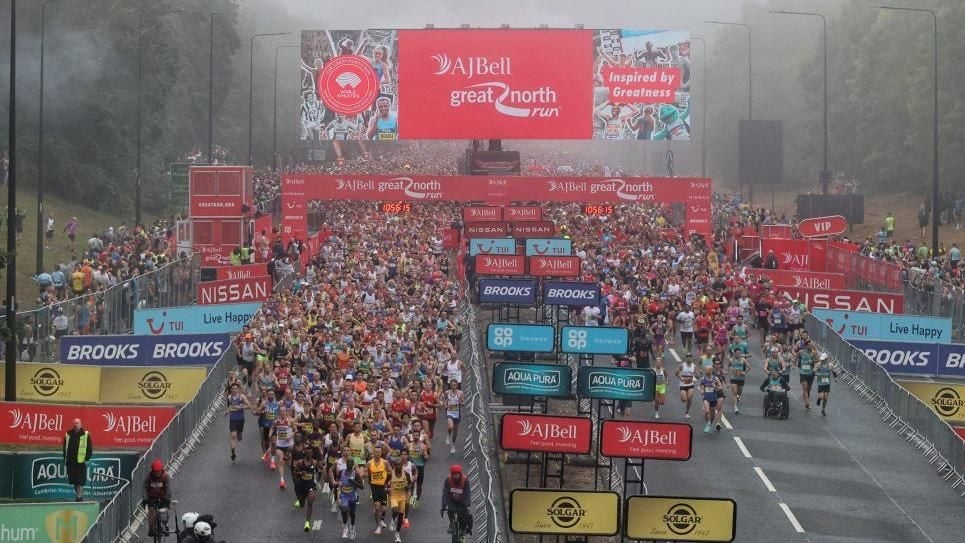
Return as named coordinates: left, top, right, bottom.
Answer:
left=64, top=430, right=91, bottom=464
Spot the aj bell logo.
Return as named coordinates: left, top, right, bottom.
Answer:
left=431, top=54, right=511, bottom=78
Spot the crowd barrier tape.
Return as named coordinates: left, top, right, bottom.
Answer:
left=812, top=308, right=952, bottom=342
left=59, top=333, right=230, bottom=366
left=895, top=381, right=965, bottom=424
left=133, top=302, right=261, bottom=336
left=0, top=402, right=177, bottom=449
left=0, top=451, right=139, bottom=501
left=806, top=315, right=965, bottom=494
left=0, top=502, right=100, bottom=543
left=0, top=363, right=102, bottom=403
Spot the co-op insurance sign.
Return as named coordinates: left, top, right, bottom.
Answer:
left=60, top=333, right=230, bottom=365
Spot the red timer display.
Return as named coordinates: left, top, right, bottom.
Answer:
left=582, top=204, right=614, bottom=216
left=380, top=202, right=413, bottom=213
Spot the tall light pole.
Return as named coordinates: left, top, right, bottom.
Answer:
left=706, top=20, right=752, bottom=201
left=876, top=6, right=939, bottom=256
left=690, top=36, right=707, bottom=178
left=6, top=0, right=18, bottom=400
left=37, top=0, right=58, bottom=275
left=772, top=10, right=830, bottom=195
left=136, top=4, right=184, bottom=227
left=273, top=45, right=300, bottom=164
left=208, top=11, right=216, bottom=165
left=248, top=32, right=289, bottom=166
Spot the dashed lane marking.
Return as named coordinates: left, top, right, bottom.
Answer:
left=754, top=466, right=776, bottom=492
left=779, top=502, right=805, bottom=533
left=733, top=436, right=752, bottom=458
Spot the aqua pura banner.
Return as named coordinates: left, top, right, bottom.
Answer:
left=492, top=362, right=572, bottom=398
left=299, top=29, right=691, bottom=140
left=133, top=303, right=261, bottom=336
left=812, top=309, right=951, bottom=342
left=9, top=451, right=139, bottom=501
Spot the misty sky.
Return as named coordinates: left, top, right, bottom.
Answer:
left=267, top=0, right=748, bottom=30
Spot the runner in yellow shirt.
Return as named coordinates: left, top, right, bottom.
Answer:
left=366, top=446, right=389, bottom=535
left=387, top=461, right=412, bottom=543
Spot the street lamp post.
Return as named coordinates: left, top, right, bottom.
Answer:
left=876, top=6, right=939, bottom=256
left=248, top=32, right=290, bottom=166
left=772, top=10, right=830, bottom=195
left=273, top=45, right=300, bottom=164
left=690, top=36, right=707, bottom=178
left=706, top=20, right=752, bottom=202
left=136, top=4, right=185, bottom=227
left=5, top=0, right=18, bottom=401
left=37, top=0, right=58, bottom=275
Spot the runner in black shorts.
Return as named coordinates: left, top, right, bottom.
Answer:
left=292, top=454, right=319, bottom=532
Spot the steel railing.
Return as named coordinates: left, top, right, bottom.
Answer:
left=806, top=314, right=965, bottom=495
left=1, top=256, right=199, bottom=362
left=903, top=268, right=965, bottom=341
left=81, top=272, right=297, bottom=542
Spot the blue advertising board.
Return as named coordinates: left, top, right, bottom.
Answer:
left=936, top=343, right=965, bottom=378
left=850, top=339, right=938, bottom=376
left=478, top=278, right=538, bottom=304
left=543, top=281, right=600, bottom=306
left=487, top=324, right=556, bottom=353
left=576, top=366, right=655, bottom=401
left=60, top=333, right=231, bottom=365
left=133, top=303, right=261, bottom=336
left=813, top=309, right=951, bottom=342
left=492, top=363, right=572, bottom=397
left=524, top=238, right=572, bottom=257
left=560, top=326, right=629, bottom=355
left=469, top=238, right=517, bottom=257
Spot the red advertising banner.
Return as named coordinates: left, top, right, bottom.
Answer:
left=745, top=268, right=846, bottom=290
left=825, top=246, right=903, bottom=292
left=441, top=228, right=461, bottom=249
left=463, top=206, right=503, bottom=222
left=475, top=255, right=526, bottom=276
left=759, top=224, right=793, bottom=239
left=194, top=245, right=234, bottom=267
left=600, top=420, right=693, bottom=460
left=529, top=256, right=582, bottom=278
left=282, top=175, right=711, bottom=240
left=189, top=166, right=253, bottom=218
left=954, top=427, right=965, bottom=441
left=0, top=402, right=176, bottom=448
left=798, top=215, right=848, bottom=238
left=397, top=29, right=594, bottom=139
left=204, top=263, right=270, bottom=282
left=761, top=238, right=827, bottom=272
left=776, top=287, right=904, bottom=314
left=465, top=222, right=508, bottom=237
left=197, top=276, right=272, bottom=305
left=254, top=213, right=273, bottom=236
left=510, top=221, right=556, bottom=238
left=828, top=240, right=861, bottom=254
left=503, top=206, right=543, bottom=222
left=500, top=413, right=593, bottom=454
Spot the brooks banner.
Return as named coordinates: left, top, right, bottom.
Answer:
left=477, top=279, right=537, bottom=304
left=60, top=333, right=230, bottom=366
left=300, top=29, right=690, bottom=141
left=543, top=281, right=601, bottom=306
left=851, top=340, right=965, bottom=379
left=0, top=402, right=176, bottom=448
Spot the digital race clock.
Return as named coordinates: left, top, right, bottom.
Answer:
left=582, top=204, right=614, bottom=216
left=380, top=202, right=413, bottom=214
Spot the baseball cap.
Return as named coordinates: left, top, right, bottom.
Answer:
left=151, top=459, right=163, bottom=472
left=450, top=464, right=462, bottom=475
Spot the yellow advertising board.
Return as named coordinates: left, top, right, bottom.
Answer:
left=625, top=495, right=736, bottom=542
left=510, top=489, right=619, bottom=536
left=0, top=363, right=101, bottom=403
left=99, top=367, right=207, bottom=404
left=898, top=381, right=965, bottom=423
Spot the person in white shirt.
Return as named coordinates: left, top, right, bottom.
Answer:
left=582, top=305, right=601, bottom=326
left=676, top=306, right=696, bottom=354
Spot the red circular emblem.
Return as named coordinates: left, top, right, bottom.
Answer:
left=317, top=55, right=380, bottom=115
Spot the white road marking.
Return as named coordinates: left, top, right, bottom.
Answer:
left=721, top=415, right=733, bottom=430
left=733, top=437, right=752, bottom=458
left=779, top=502, right=805, bottom=533
left=754, top=466, right=776, bottom=492
left=669, top=347, right=682, bottom=363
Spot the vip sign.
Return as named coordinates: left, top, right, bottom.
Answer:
left=500, top=413, right=592, bottom=454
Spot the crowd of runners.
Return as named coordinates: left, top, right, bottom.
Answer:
left=222, top=202, right=468, bottom=540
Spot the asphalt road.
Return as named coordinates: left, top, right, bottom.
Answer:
left=600, top=334, right=963, bottom=543
left=156, top=398, right=457, bottom=543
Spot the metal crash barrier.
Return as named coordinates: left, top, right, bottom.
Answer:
left=806, top=315, right=965, bottom=496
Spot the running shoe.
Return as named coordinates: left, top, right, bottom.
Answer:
left=394, top=534, right=402, bottom=543
left=817, top=398, right=822, bottom=406
left=304, top=521, right=311, bottom=533
left=231, top=450, right=236, bottom=462
left=715, top=423, right=721, bottom=432
left=684, top=413, right=690, bottom=419
left=279, top=480, right=286, bottom=490
left=270, top=458, right=276, bottom=470
left=704, top=423, right=711, bottom=433
left=403, top=518, right=410, bottom=529
left=262, top=451, right=270, bottom=462
left=380, top=520, right=387, bottom=529
left=445, top=435, right=451, bottom=446
left=342, top=525, right=349, bottom=539
left=654, top=411, right=660, bottom=419
left=375, top=526, right=383, bottom=535
left=388, top=519, right=394, bottom=532
left=294, top=499, right=300, bottom=507
left=450, top=446, right=456, bottom=454
left=351, top=526, right=357, bottom=540
left=822, top=408, right=826, bottom=416
left=734, top=406, right=740, bottom=415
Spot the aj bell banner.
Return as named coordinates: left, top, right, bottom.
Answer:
left=299, top=29, right=691, bottom=140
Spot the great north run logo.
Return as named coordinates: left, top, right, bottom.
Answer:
left=502, top=368, right=562, bottom=392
